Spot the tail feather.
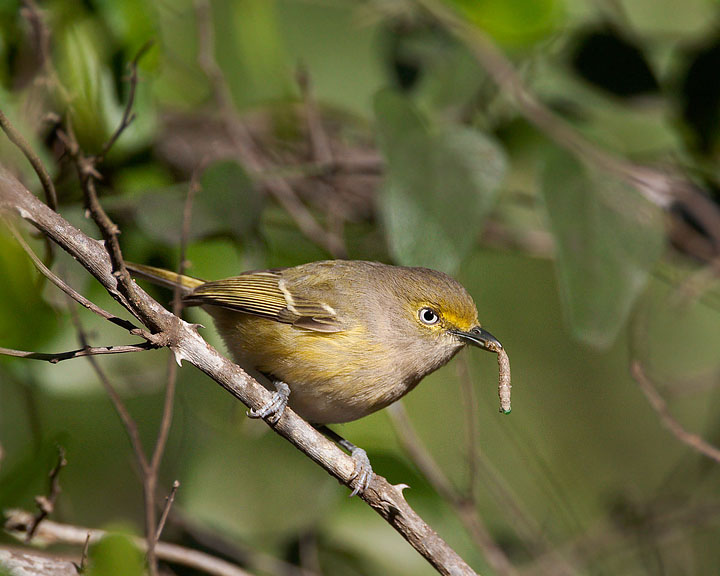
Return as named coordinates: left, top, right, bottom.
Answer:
left=126, top=262, right=204, bottom=294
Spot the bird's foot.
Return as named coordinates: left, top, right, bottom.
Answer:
left=314, top=426, right=374, bottom=497
left=248, top=381, right=290, bottom=424
left=348, top=446, right=374, bottom=497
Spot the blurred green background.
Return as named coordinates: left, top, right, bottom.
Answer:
left=2, top=0, right=720, bottom=574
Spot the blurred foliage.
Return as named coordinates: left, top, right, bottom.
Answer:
left=1, top=0, right=720, bottom=575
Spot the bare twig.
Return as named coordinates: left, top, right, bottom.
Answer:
left=0, top=110, right=57, bottom=210
left=0, top=343, right=155, bottom=363
left=155, top=481, right=180, bottom=542
left=5, top=509, right=254, bottom=576
left=97, top=41, right=154, bottom=162
left=26, top=446, right=67, bottom=541
left=630, top=361, right=720, bottom=464
left=78, top=532, right=91, bottom=573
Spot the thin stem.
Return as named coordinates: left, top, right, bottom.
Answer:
left=631, top=361, right=720, bottom=464
left=0, top=109, right=57, bottom=210
left=155, top=480, right=180, bottom=542
left=97, top=41, right=154, bottom=162
left=0, top=343, right=155, bottom=363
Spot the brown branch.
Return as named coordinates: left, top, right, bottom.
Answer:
left=4, top=510, right=254, bottom=576
left=0, top=547, right=78, bottom=576
left=26, top=446, right=66, bottom=541
left=630, top=361, right=720, bottom=464
left=0, top=165, right=479, bottom=576
left=0, top=343, right=155, bottom=363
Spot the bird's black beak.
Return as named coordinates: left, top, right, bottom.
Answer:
left=452, top=326, right=502, bottom=352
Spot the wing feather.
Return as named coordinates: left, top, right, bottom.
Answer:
left=184, top=271, right=343, bottom=333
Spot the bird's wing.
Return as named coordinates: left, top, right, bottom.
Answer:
left=184, top=271, right=343, bottom=333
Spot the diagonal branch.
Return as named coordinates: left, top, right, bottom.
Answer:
left=0, top=166, right=479, bottom=575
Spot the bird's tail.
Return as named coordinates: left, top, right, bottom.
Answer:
left=126, top=262, right=204, bottom=294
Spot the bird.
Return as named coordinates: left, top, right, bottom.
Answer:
left=127, top=259, right=503, bottom=495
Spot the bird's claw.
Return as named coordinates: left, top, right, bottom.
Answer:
left=248, top=381, right=290, bottom=424
left=348, top=447, right=373, bottom=497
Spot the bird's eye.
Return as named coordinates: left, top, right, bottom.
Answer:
left=418, top=307, right=440, bottom=325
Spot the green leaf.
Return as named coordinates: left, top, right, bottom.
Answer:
left=56, top=21, right=124, bottom=150
left=448, top=0, right=564, bottom=47
left=375, top=91, right=506, bottom=273
left=88, top=533, right=144, bottom=576
left=541, top=147, right=665, bottom=348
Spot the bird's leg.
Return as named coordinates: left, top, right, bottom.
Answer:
left=248, top=380, right=290, bottom=424
left=316, top=425, right=374, bottom=497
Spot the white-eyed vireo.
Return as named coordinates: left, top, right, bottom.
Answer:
left=128, top=259, right=506, bottom=494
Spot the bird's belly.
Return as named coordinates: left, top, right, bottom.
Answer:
left=208, top=310, right=414, bottom=424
